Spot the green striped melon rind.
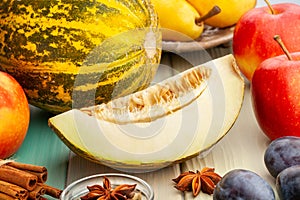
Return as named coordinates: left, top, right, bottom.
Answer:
left=0, top=0, right=161, bottom=113
left=0, top=48, right=159, bottom=113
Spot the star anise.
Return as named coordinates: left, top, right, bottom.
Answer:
left=172, top=167, right=222, bottom=197
left=80, top=176, right=137, bottom=200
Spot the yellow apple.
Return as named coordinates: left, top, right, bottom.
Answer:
left=151, top=0, right=202, bottom=41
left=151, top=0, right=220, bottom=41
left=187, top=0, right=256, bottom=28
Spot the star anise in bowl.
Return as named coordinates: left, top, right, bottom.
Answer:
left=172, top=167, right=222, bottom=197
left=80, top=176, right=137, bottom=200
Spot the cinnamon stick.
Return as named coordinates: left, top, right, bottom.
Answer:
left=28, top=184, right=45, bottom=200
left=6, top=162, right=47, bottom=173
left=0, top=160, right=62, bottom=199
left=6, top=162, right=48, bottom=183
left=39, top=183, right=62, bottom=199
left=25, top=171, right=48, bottom=183
left=0, top=180, right=28, bottom=200
left=0, top=165, right=37, bottom=191
left=0, top=192, right=18, bottom=200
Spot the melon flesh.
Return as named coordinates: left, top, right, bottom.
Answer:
left=80, top=65, right=211, bottom=124
left=48, top=54, right=245, bottom=171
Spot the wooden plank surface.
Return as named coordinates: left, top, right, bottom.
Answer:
left=66, top=53, right=183, bottom=200
left=11, top=1, right=299, bottom=200
left=64, top=48, right=275, bottom=200
left=13, top=48, right=275, bottom=200
left=181, top=84, right=278, bottom=200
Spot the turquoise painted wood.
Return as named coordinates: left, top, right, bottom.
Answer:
left=13, top=106, right=70, bottom=196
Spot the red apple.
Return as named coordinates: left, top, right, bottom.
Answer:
left=233, top=2, right=300, bottom=80
left=0, top=71, right=30, bottom=159
left=251, top=36, right=300, bottom=141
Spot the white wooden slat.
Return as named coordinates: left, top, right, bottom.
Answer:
left=182, top=85, right=279, bottom=200
left=66, top=52, right=183, bottom=200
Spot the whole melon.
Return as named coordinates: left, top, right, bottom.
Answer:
left=0, top=0, right=161, bottom=113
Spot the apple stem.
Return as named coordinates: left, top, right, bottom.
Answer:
left=264, top=0, right=275, bottom=14
left=195, top=6, right=221, bottom=26
left=274, top=35, right=293, bottom=61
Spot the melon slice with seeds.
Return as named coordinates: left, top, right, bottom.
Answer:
left=48, top=54, right=245, bottom=171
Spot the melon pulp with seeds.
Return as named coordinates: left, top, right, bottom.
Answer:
left=49, top=54, right=245, bottom=171
left=80, top=63, right=211, bottom=124
left=0, top=0, right=161, bottom=114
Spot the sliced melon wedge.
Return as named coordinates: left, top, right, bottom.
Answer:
left=48, top=54, right=245, bottom=171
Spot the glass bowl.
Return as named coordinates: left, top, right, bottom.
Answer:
left=60, top=173, right=154, bottom=200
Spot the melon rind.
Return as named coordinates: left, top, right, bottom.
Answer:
left=0, top=0, right=161, bottom=114
left=48, top=54, right=245, bottom=171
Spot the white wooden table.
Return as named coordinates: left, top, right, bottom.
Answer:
left=64, top=50, right=275, bottom=200
left=14, top=0, right=299, bottom=199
